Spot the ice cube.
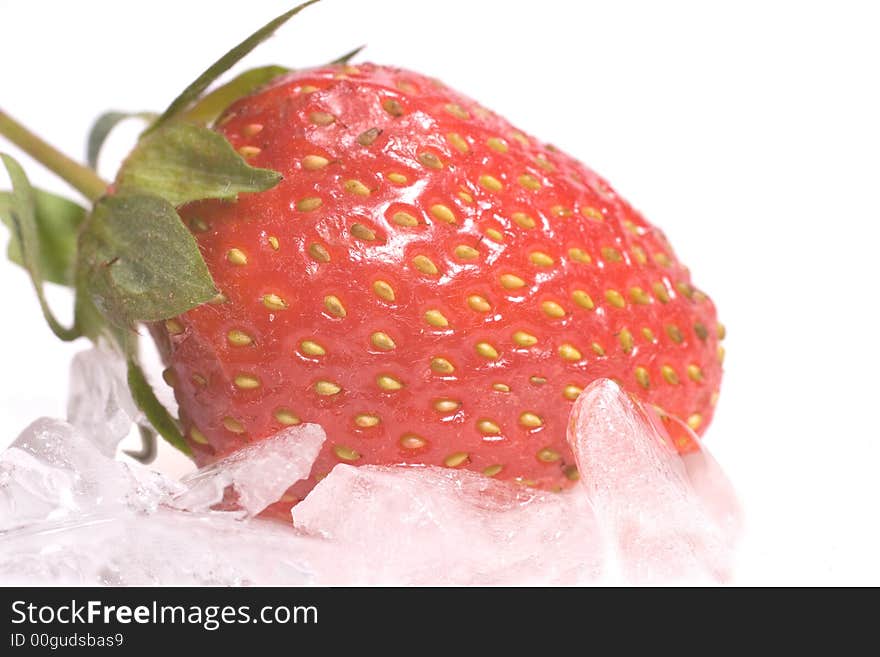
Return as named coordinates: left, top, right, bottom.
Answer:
left=567, top=379, right=740, bottom=584
left=0, top=418, right=135, bottom=530
left=0, top=419, right=323, bottom=584
left=66, top=344, right=140, bottom=456
left=0, top=415, right=189, bottom=530
left=0, top=442, right=78, bottom=530
left=173, top=424, right=326, bottom=517
left=292, top=464, right=603, bottom=585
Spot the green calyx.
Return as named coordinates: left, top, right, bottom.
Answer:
left=0, top=1, right=341, bottom=458
left=77, top=193, right=219, bottom=327
left=145, top=0, right=319, bottom=133
left=0, top=154, right=82, bottom=342
left=117, top=123, right=282, bottom=206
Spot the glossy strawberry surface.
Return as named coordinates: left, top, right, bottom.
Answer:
left=164, top=63, right=724, bottom=502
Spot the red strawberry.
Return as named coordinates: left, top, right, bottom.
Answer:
left=155, top=62, right=723, bottom=507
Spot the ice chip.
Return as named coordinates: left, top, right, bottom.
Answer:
left=0, top=441, right=79, bottom=530
left=66, top=344, right=140, bottom=456
left=0, top=420, right=324, bottom=584
left=124, top=461, right=187, bottom=515
left=292, top=464, right=603, bottom=585
left=567, top=378, right=740, bottom=584
left=0, top=418, right=135, bottom=529
left=0, top=416, right=187, bottom=532
left=173, top=424, right=326, bottom=517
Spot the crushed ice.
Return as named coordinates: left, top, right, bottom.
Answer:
left=172, top=425, right=325, bottom=517
left=0, top=347, right=740, bottom=585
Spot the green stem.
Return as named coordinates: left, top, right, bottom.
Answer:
left=0, top=109, right=108, bottom=203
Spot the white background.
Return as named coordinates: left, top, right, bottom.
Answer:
left=1, top=0, right=878, bottom=585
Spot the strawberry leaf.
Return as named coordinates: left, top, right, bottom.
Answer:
left=328, top=44, right=366, bottom=65
left=127, top=355, right=191, bottom=456
left=87, top=111, right=157, bottom=169
left=116, top=122, right=281, bottom=206
left=0, top=189, right=85, bottom=286
left=77, top=192, right=217, bottom=326
left=148, top=0, right=319, bottom=132
left=0, top=153, right=80, bottom=340
left=179, top=65, right=289, bottom=126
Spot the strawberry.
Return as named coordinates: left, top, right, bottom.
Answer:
left=158, top=62, right=723, bottom=505
left=0, top=3, right=723, bottom=513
